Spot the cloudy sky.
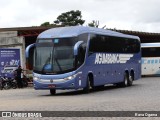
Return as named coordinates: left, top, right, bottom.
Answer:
left=0, top=0, right=160, bottom=33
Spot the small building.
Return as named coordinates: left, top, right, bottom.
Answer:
left=0, top=27, right=54, bottom=76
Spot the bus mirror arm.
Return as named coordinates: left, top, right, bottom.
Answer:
left=25, top=43, right=35, bottom=69
left=74, top=41, right=84, bottom=56
left=25, top=43, right=35, bottom=58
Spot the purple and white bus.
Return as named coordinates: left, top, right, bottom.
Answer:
left=26, top=26, right=141, bottom=95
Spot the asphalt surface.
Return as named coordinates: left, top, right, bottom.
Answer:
left=0, top=77, right=160, bottom=119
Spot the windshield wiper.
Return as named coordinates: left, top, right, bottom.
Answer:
left=55, top=58, right=62, bottom=71
left=42, top=56, right=51, bottom=72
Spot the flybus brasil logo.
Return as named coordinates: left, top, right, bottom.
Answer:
left=95, top=53, right=133, bottom=64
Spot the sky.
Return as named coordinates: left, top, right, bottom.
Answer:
left=0, top=0, right=160, bottom=33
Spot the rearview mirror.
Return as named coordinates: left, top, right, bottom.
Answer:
left=74, top=41, right=84, bottom=56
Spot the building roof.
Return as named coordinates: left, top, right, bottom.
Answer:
left=0, top=26, right=54, bottom=36
left=0, top=26, right=160, bottom=42
left=112, top=29, right=160, bottom=43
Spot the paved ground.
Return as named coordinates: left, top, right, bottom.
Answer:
left=0, top=77, right=160, bottom=119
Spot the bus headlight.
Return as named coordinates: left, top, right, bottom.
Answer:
left=33, top=76, right=39, bottom=81
left=64, top=74, right=77, bottom=81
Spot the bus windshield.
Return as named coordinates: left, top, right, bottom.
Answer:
left=34, top=38, right=77, bottom=74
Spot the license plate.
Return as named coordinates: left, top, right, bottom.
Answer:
left=48, top=85, right=56, bottom=88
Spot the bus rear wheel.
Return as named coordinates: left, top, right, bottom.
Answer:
left=117, top=73, right=129, bottom=87
left=128, top=74, right=133, bottom=86
left=123, top=73, right=130, bottom=87
left=50, top=89, right=56, bottom=95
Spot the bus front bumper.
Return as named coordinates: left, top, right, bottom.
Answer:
left=33, top=77, right=78, bottom=90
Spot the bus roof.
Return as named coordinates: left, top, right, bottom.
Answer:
left=141, top=43, right=160, bottom=48
left=37, top=26, right=139, bottom=40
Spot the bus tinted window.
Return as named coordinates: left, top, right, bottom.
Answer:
left=89, top=34, right=140, bottom=53
left=142, top=47, right=160, bottom=57
left=89, top=34, right=107, bottom=53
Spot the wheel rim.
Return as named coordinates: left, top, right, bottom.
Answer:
left=124, top=75, right=128, bottom=86
left=129, top=75, right=133, bottom=86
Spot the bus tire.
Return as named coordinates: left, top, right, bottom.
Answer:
left=119, top=73, right=129, bottom=87
left=128, top=75, right=133, bottom=86
left=50, top=89, right=56, bottom=95
left=83, top=76, right=91, bottom=93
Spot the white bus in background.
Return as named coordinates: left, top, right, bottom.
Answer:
left=141, top=43, right=160, bottom=76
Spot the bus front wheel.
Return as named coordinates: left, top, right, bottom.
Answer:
left=83, top=76, right=91, bottom=93
left=50, top=89, right=56, bottom=95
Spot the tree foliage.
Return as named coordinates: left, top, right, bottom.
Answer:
left=40, top=22, right=51, bottom=27
left=54, top=10, right=85, bottom=26
left=40, top=10, right=103, bottom=28
left=88, top=20, right=99, bottom=28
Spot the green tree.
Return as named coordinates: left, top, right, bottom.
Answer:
left=40, top=22, right=51, bottom=27
left=54, top=10, right=85, bottom=26
left=88, top=20, right=99, bottom=28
